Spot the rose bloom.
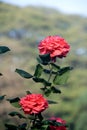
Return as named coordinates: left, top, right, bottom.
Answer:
left=49, top=117, right=67, bottom=130
left=19, top=94, right=48, bottom=114
left=38, top=35, right=70, bottom=60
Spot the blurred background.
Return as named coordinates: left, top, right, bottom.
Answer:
left=0, top=0, right=87, bottom=130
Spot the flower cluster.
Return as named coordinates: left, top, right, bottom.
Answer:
left=49, top=117, right=67, bottom=130
left=38, top=35, right=70, bottom=60
left=19, top=94, right=48, bottom=114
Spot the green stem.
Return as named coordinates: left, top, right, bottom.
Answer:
left=48, top=64, right=53, bottom=82
left=26, top=114, right=37, bottom=130
left=26, top=116, right=32, bottom=130
left=43, top=63, right=53, bottom=93
left=32, top=114, right=37, bottom=127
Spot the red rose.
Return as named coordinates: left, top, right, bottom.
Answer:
left=19, top=94, right=48, bottom=114
left=38, top=36, right=70, bottom=60
left=49, top=117, right=67, bottom=130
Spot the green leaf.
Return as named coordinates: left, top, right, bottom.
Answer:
left=58, top=66, right=73, bottom=75
left=26, top=90, right=32, bottom=94
left=51, top=86, right=61, bottom=94
left=43, top=69, right=56, bottom=74
left=37, top=56, right=42, bottom=64
left=33, top=77, right=44, bottom=82
left=41, top=87, right=52, bottom=96
left=43, top=69, right=50, bottom=74
left=50, top=63, right=60, bottom=70
left=39, top=53, right=51, bottom=65
left=44, top=88, right=52, bottom=97
left=33, top=77, right=51, bottom=86
left=42, top=120, right=63, bottom=127
left=53, top=66, right=73, bottom=85
left=7, top=97, right=20, bottom=108
left=53, top=121, right=61, bottom=126
left=48, top=100, right=58, bottom=104
left=18, top=123, right=27, bottom=130
left=9, top=111, right=26, bottom=119
left=34, top=64, right=43, bottom=78
left=43, top=120, right=62, bottom=127
left=0, top=95, right=6, bottom=101
left=42, top=120, right=49, bottom=125
left=0, top=46, right=10, bottom=54
left=15, top=69, right=33, bottom=79
left=53, top=71, right=70, bottom=85
left=43, top=80, right=51, bottom=86
left=5, top=123, right=18, bottom=130
left=54, top=121, right=64, bottom=127
left=40, top=125, right=49, bottom=130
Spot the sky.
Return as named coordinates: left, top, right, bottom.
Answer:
left=2, top=0, right=87, bottom=17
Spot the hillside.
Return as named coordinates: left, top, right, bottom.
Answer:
left=0, top=3, right=87, bottom=59
left=0, top=2, right=87, bottom=130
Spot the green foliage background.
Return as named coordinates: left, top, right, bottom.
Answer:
left=0, top=2, right=87, bottom=130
